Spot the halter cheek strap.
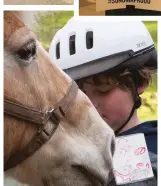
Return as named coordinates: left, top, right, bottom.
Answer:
left=4, top=80, right=78, bottom=171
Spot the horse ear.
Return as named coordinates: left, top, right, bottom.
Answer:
left=15, top=12, right=36, bottom=29
left=7, top=11, right=24, bottom=22
left=4, top=12, right=25, bottom=42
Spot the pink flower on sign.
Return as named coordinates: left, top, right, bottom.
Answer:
left=146, top=163, right=150, bottom=168
left=134, top=147, right=146, bottom=155
left=136, top=162, right=144, bottom=168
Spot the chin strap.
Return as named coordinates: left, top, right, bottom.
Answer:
left=115, top=95, right=141, bottom=135
left=114, top=75, right=142, bottom=136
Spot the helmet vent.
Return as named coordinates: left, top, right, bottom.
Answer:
left=56, top=42, right=60, bottom=59
left=69, top=35, right=76, bottom=55
left=86, top=31, right=93, bottom=49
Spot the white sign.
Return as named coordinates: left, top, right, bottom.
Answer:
left=113, top=133, right=154, bottom=185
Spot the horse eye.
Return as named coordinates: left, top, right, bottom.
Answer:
left=16, top=41, right=36, bottom=61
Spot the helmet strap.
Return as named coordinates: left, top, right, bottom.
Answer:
left=115, top=96, right=141, bottom=135
left=115, top=77, right=141, bottom=135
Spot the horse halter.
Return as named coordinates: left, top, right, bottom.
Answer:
left=4, top=80, right=78, bottom=171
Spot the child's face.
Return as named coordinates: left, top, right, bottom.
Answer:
left=79, top=76, right=134, bottom=132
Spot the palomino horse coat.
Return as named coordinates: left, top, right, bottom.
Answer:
left=4, top=12, right=115, bottom=186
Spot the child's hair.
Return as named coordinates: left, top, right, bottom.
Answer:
left=77, top=68, right=156, bottom=100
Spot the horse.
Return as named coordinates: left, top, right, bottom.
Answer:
left=4, top=11, right=115, bottom=186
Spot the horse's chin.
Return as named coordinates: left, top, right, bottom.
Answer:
left=40, top=168, right=104, bottom=186
left=4, top=171, right=103, bottom=186
left=41, top=177, right=102, bottom=186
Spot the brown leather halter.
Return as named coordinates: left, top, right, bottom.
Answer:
left=4, top=80, right=78, bottom=171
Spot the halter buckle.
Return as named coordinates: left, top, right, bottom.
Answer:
left=47, top=108, right=60, bottom=125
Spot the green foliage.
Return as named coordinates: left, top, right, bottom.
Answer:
left=138, top=91, right=157, bottom=122
left=138, top=22, right=157, bottom=121
left=143, top=21, right=157, bottom=50
left=33, top=11, right=73, bottom=50
left=146, top=73, right=157, bottom=92
left=138, top=74, right=157, bottom=121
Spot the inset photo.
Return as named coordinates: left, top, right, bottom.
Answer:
left=4, top=0, right=73, bottom=5
left=79, top=0, right=161, bottom=15
left=80, top=0, right=105, bottom=15
left=4, top=13, right=157, bottom=186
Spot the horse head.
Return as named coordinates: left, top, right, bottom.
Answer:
left=4, top=11, right=115, bottom=186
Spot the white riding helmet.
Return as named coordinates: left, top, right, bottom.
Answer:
left=49, top=17, right=157, bottom=80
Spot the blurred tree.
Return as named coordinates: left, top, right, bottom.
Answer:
left=144, top=21, right=157, bottom=50
left=34, top=11, right=73, bottom=50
